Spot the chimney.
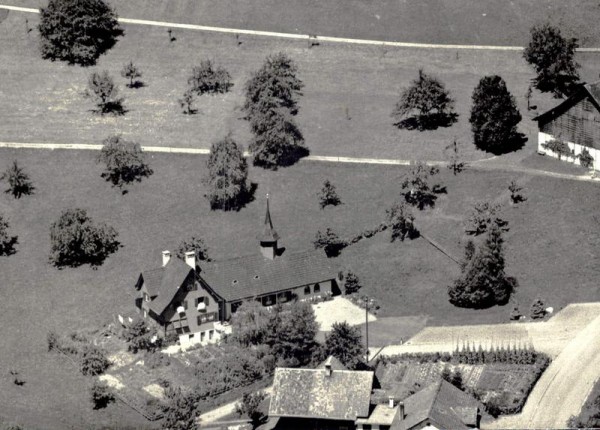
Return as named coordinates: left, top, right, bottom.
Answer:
left=162, top=250, right=171, bottom=267
left=399, top=402, right=405, bottom=421
left=388, top=396, right=395, bottom=409
left=184, top=251, right=196, bottom=270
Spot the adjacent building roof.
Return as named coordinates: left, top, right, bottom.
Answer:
left=390, top=380, right=480, bottom=430
left=534, top=81, right=600, bottom=125
left=269, top=367, right=374, bottom=421
left=199, top=249, right=335, bottom=302
left=138, top=258, right=194, bottom=315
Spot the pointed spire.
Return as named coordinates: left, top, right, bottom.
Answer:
left=259, top=194, right=280, bottom=242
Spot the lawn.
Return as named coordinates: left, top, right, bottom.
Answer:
left=3, top=10, right=600, bottom=165
left=0, top=147, right=598, bottom=427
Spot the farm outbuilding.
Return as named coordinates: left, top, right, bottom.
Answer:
left=534, top=82, right=600, bottom=171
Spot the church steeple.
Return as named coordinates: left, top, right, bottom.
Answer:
left=258, top=194, right=279, bottom=259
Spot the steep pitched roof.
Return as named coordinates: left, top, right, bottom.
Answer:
left=391, top=380, right=480, bottom=430
left=534, top=81, right=600, bottom=125
left=199, top=249, right=335, bottom=302
left=139, top=258, right=194, bottom=316
left=269, top=367, right=374, bottom=421
left=317, top=356, right=348, bottom=371
left=258, top=196, right=280, bottom=242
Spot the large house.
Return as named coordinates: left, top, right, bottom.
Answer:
left=535, top=82, right=600, bottom=171
left=132, top=197, right=339, bottom=346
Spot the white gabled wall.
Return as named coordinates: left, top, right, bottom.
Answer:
left=538, top=132, right=600, bottom=171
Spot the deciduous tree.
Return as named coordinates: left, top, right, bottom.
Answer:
left=84, top=71, right=125, bottom=115
left=323, top=322, right=365, bottom=369
left=97, top=135, right=152, bottom=190
left=318, top=180, right=342, bottom=209
left=90, top=380, right=114, bottom=409
left=188, top=60, right=233, bottom=95
left=386, top=202, right=418, bottom=241
left=400, top=162, right=443, bottom=210
left=121, top=61, right=143, bottom=88
left=313, top=228, right=348, bottom=258
left=236, top=392, right=266, bottom=428
left=176, top=236, right=210, bottom=262
left=0, top=161, right=34, bottom=198
left=0, top=216, right=17, bottom=256
left=163, top=387, right=198, bottom=430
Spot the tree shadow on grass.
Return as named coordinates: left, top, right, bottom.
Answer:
left=489, top=132, right=528, bottom=156
left=253, top=146, right=310, bottom=170
left=208, top=182, right=257, bottom=212
left=128, top=81, right=146, bottom=89
left=93, top=100, right=128, bottom=116
left=0, top=236, right=18, bottom=256
left=394, top=112, right=459, bottom=131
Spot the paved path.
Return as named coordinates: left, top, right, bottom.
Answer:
left=196, top=387, right=272, bottom=425
left=0, top=141, right=598, bottom=184
left=3, top=4, right=600, bottom=52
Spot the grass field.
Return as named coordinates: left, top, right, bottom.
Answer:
left=5, top=0, right=600, bottom=47
left=3, top=10, right=600, bottom=165
left=0, top=147, right=598, bottom=427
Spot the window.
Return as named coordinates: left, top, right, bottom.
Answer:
left=209, top=330, right=214, bottom=340
left=189, top=333, right=194, bottom=340
left=195, top=296, right=209, bottom=307
left=304, top=286, right=311, bottom=295
left=201, top=332, right=205, bottom=342
left=314, top=283, right=321, bottom=293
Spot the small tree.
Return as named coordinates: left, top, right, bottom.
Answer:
left=523, top=23, right=580, bottom=97
left=343, top=272, right=361, bottom=295
left=204, top=136, right=251, bottom=211
left=465, top=201, right=507, bottom=235
left=163, top=387, right=198, bottom=430
left=179, top=89, right=196, bottom=115
left=323, top=322, right=365, bottom=369
left=38, top=0, right=123, bottom=66
left=90, top=380, right=115, bottom=409
left=84, top=71, right=124, bottom=115
left=470, top=75, right=522, bottom=154
left=268, top=301, right=319, bottom=366
left=313, top=228, right=348, bottom=258
left=176, top=236, right=210, bottom=262
left=450, top=369, right=464, bottom=390
left=188, top=60, right=233, bottom=95
left=49, top=208, right=120, bottom=267
left=121, top=61, right=143, bottom=88
left=0, top=216, right=18, bottom=256
left=392, top=69, right=456, bottom=130
left=446, top=140, right=467, bottom=175
left=530, top=299, right=546, bottom=319
left=122, top=319, right=159, bottom=353
left=229, top=301, right=272, bottom=347
left=97, top=135, right=153, bottom=190
left=80, top=345, right=111, bottom=376
left=578, top=148, right=595, bottom=169
left=1, top=161, right=35, bottom=198
left=386, top=202, right=418, bottom=241
left=508, top=180, right=526, bottom=204
left=235, top=392, right=266, bottom=428
left=400, top=162, right=442, bottom=210
left=318, top=180, right=342, bottom=209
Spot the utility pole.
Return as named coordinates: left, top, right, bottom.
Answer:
left=364, top=295, right=369, bottom=362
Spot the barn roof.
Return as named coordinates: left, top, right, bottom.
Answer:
left=139, top=258, right=194, bottom=316
left=199, top=249, right=335, bottom=302
left=269, top=367, right=374, bottom=420
left=534, top=81, right=600, bottom=125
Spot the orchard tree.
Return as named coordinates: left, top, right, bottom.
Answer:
left=323, top=322, right=365, bottom=369
left=465, top=201, right=507, bottom=236
left=392, top=69, right=456, bottom=130
left=445, top=140, right=467, bottom=175
left=508, top=180, right=526, bottom=204
left=204, top=136, right=251, bottom=211
left=318, top=180, right=342, bottom=209
left=448, top=225, right=515, bottom=308
left=188, top=60, right=233, bottom=95
left=1, top=160, right=35, bottom=198
left=386, top=202, right=418, bottom=241
left=470, top=75, right=522, bottom=154
left=179, top=89, right=197, bottom=115
left=97, top=135, right=153, bottom=190
left=176, top=236, right=210, bottom=262
left=49, top=208, right=120, bottom=267
left=523, top=23, right=580, bottom=97
left=84, top=71, right=125, bottom=115
left=400, top=162, right=443, bottom=210
left=38, top=0, right=123, bottom=66
left=121, top=61, right=143, bottom=88
left=163, top=387, right=198, bottom=430
left=0, top=215, right=18, bottom=256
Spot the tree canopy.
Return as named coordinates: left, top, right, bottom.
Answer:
left=0, top=215, right=18, bottom=256
left=97, top=135, right=152, bottom=190
left=49, top=208, right=120, bottom=267
left=470, top=75, right=522, bottom=154
left=176, top=236, right=210, bottom=262
left=204, top=136, right=251, bottom=211
left=0, top=161, right=35, bottom=198
left=400, top=162, right=443, bottom=210
left=386, top=202, right=419, bottom=241
left=188, top=60, right=233, bottom=95
left=323, top=322, right=365, bottom=369
left=38, top=0, right=124, bottom=66
left=84, top=71, right=125, bottom=115
left=523, top=23, right=580, bottom=97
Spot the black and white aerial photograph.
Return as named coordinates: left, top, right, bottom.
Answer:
left=1, top=1, right=600, bottom=429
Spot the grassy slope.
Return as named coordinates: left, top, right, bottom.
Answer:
left=6, top=0, right=600, bottom=46
left=0, top=148, right=598, bottom=427
left=3, top=12, right=600, bottom=163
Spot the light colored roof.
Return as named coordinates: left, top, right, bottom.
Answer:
left=269, top=367, right=374, bottom=421
left=199, top=249, right=335, bottom=302
left=356, top=403, right=398, bottom=426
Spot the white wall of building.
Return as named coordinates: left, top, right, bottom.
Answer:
left=538, top=132, right=600, bottom=171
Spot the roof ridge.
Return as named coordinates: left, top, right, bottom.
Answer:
left=425, top=379, right=445, bottom=418
left=207, top=248, right=324, bottom=265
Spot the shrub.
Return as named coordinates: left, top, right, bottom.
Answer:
left=80, top=345, right=111, bottom=376
left=122, top=319, right=160, bottom=353
left=97, top=135, right=153, bottom=190
left=38, top=0, right=123, bottom=66
left=318, top=180, right=342, bottom=209
left=145, top=351, right=171, bottom=369
left=188, top=60, right=233, bottom=95
left=400, top=162, right=442, bottom=210
left=84, top=71, right=125, bottom=115
left=179, top=89, right=196, bottom=114
left=0, top=216, right=18, bottom=256
left=530, top=299, right=546, bottom=319
left=579, top=148, right=595, bottom=169
left=386, top=202, right=418, bottom=241
left=542, top=139, right=573, bottom=159
left=313, top=228, right=348, bottom=257
left=176, top=236, right=210, bottom=262
left=121, top=61, right=143, bottom=88
left=343, top=272, right=361, bottom=295
left=508, top=180, right=526, bottom=204
left=90, top=379, right=114, bottom=409
left=49, top=208, right=120, bottom=268
left=465, top=201, right=507, bottom=235
left=236, top=391, right=267, bottom=428
left=47, top=330, right=59, bottom=352
left=1, top=161, right=35, bottom=198
left=163, top=387, right=198, bottom=430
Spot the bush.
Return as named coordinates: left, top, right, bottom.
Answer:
left=343, top=272, right=361, bottom=295
left=179, top=89, right=196, bottom=115
left=542, top=139, right=573, bottom=160
left=508, top=180, right=526, bottom=204
left=90, top=379, right=115, bottom=409
left=400, top=162, right=442, bottom=210
left=121, top=61, right=143, bottom=88
left=188, top=60, right=233, bottom=95
left=386, top=202, right=418, bottom=241
left=49, top=208, right=120, bottom=268
left=0, top=216, right=18, bottom=256
left=318, top=180, right=342, bottom=209
left=530, top=299, right=546, bottom=319
left=145, top=351, right=171, bottom=369
left=47, top=330, right=59, bottom=352
left=236, top=392, right=267, bottom=428
left=122, top=319, right=160, bottom=353
left=465, top=201, right=507, bottom=236
left=84, top=71, right=125, bottom=115
left=579, top=148, right=595, bottom=169
left=80, top=345, right=111, bottom=376
left=470, top=75, right=522, bottom=154
left=97, top=135, right=153, bottom=190
left=313, top=228, right=348, bottom=257
left=163, top=387, right=198, bottom=430
left=38, top=0, right=123, bottom=66
left=0, top=161, right=35, bottom=198
left=176, top=236, right=210, bottom=263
